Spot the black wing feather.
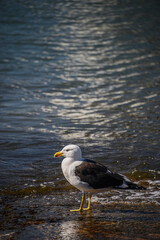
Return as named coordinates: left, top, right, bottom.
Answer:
left=75, top=160, right=146, bottom=190
left=75, top=160, right=124, bottom=189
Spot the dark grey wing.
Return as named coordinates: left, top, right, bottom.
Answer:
left=75, top=160, right=124, bottom=189
left=75, top=160, right=146, bottom=190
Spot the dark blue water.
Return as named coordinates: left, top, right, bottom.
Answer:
left=0, top=0, right=160, bottom=239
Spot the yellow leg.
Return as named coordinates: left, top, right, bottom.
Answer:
left=83, top=192, right=91, bottom=211
left=70, top=193, right=85, bottom=212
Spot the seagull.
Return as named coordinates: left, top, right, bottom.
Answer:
left=54, top=144, right=146, bottom=212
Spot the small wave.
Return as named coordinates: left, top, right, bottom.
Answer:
left=91, top=184, right=160, bottom=205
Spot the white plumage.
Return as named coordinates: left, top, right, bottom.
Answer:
left=54, top=144, right=145, bottom=212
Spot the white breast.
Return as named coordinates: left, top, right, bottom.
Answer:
left=61, top=158, right=81, bottom=182
left=61, top=158, right=92, bottom=192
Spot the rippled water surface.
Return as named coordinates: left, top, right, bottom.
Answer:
left=0, top=0, right=160, bottom=239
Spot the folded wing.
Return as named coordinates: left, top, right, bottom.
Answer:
left=75, top=160, right=145, bottom=190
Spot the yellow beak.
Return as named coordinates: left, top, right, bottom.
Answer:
left=54, top=151, right=63, bottom=158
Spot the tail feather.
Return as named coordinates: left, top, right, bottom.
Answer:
left=126, top=181, right=146, bottom=190
left=116, top=173, right=146, bottom=190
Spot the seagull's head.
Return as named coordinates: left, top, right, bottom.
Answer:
left=54, top=144, right=82, bottom=160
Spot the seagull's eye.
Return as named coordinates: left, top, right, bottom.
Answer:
left=66, top=148, right=73, bottom=152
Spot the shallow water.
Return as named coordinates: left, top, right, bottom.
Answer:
left=0, top=0, right=160, bottom=239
